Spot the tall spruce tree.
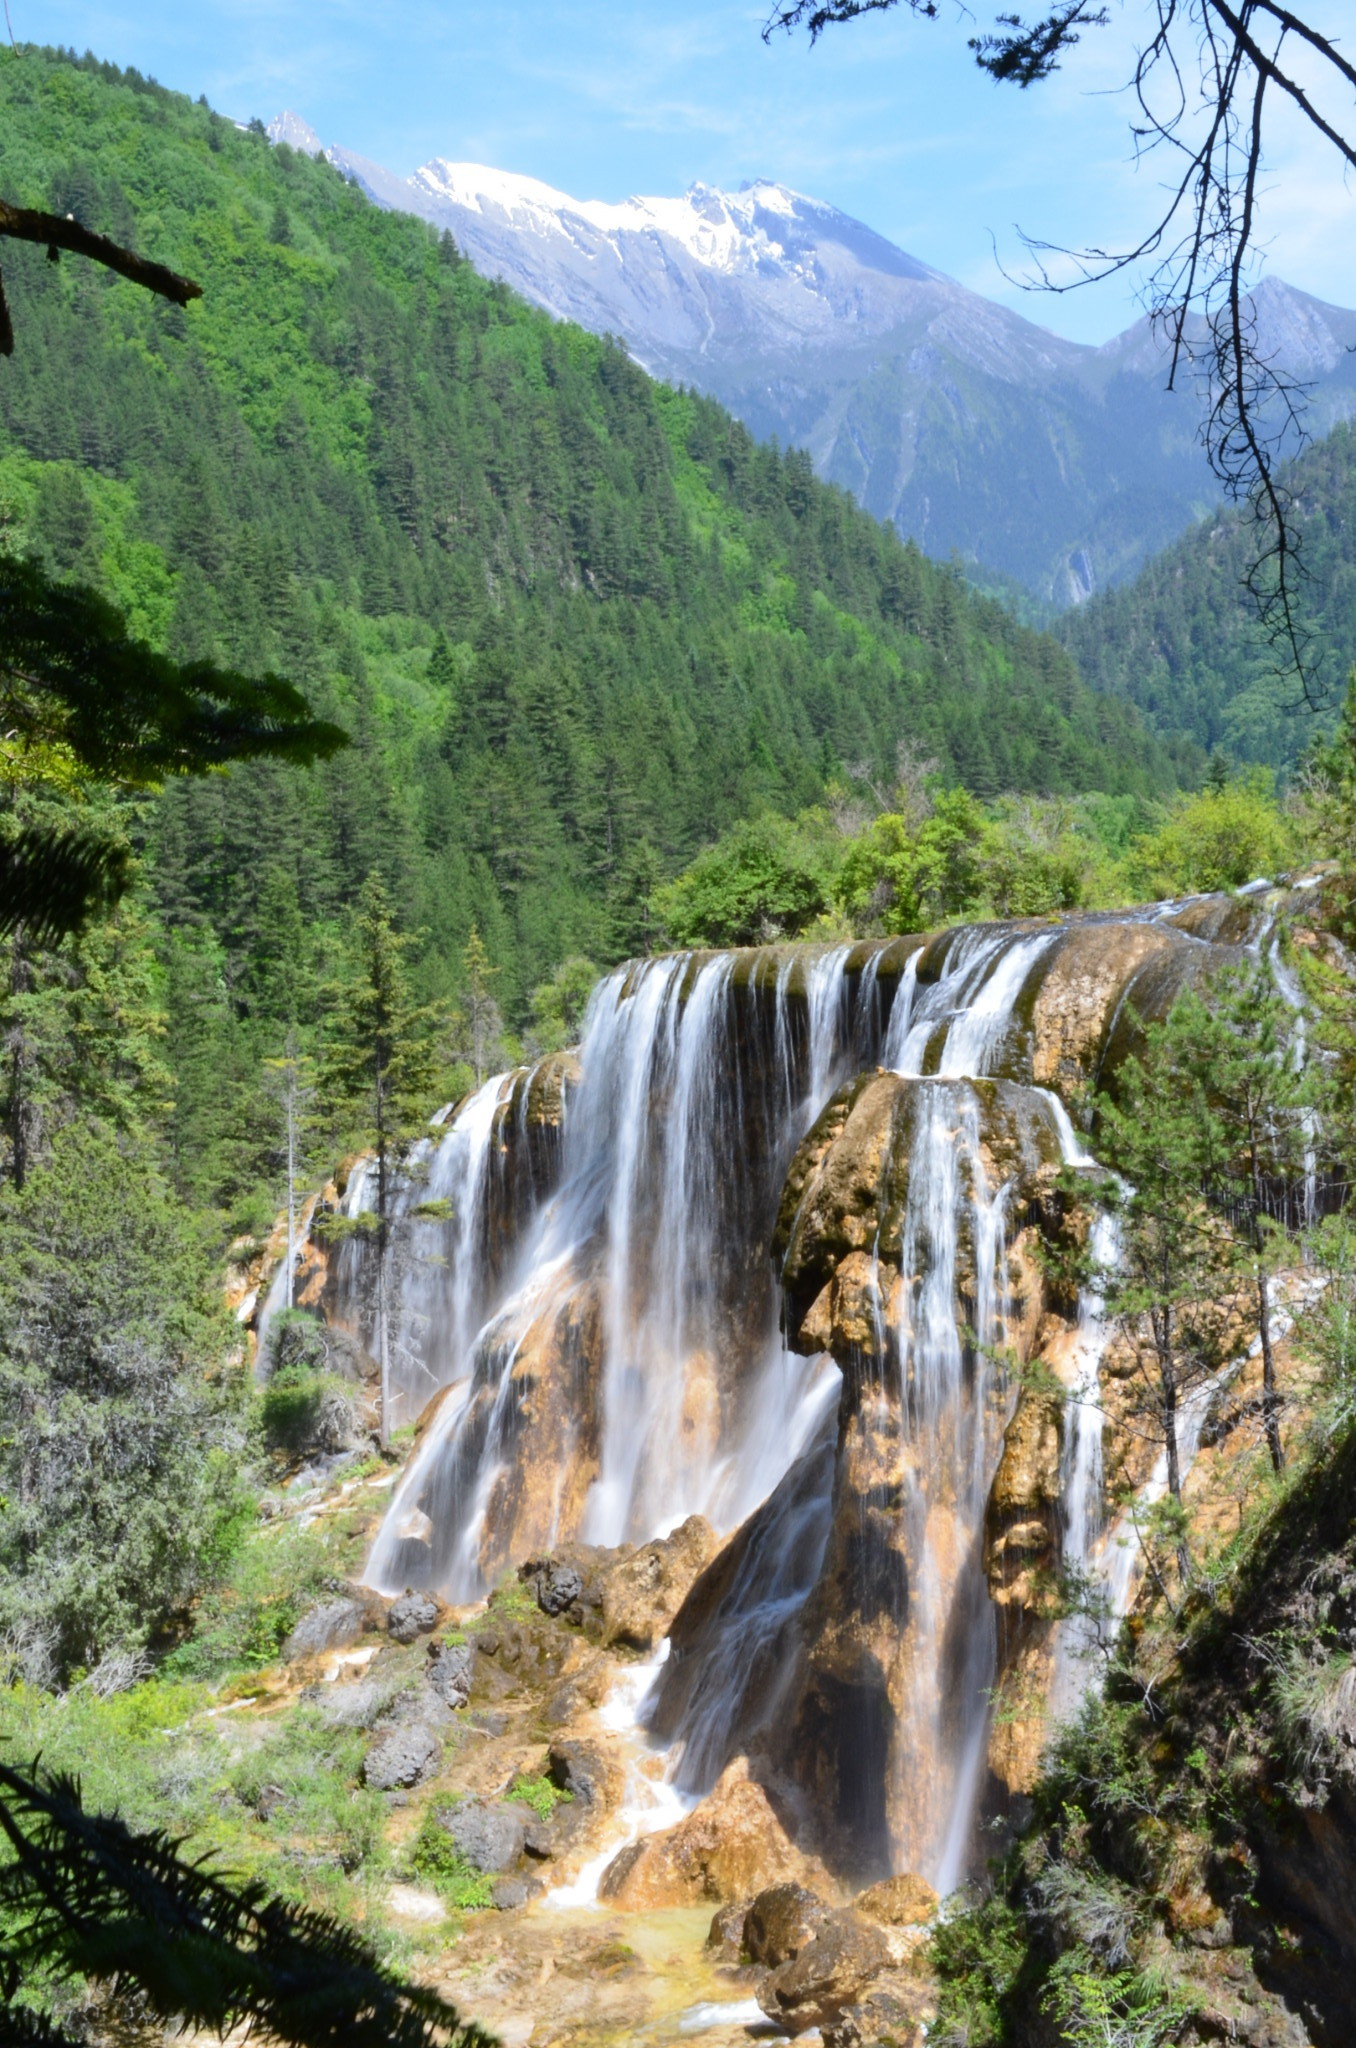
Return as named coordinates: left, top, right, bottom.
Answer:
left=1092, top=1010, right=1239, bottom=1578
left=1172, top=958, right=1322, bottom=1472
left=324, top=878, right=438, bottom=1446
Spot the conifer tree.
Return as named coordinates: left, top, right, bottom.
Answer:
left=1172, top=957, right=1322, bottom=1471
left=1091, top=1010, right=1239, bottom=1578
left=324, top=877, right=438, bottom=1446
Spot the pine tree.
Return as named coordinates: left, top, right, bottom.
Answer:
left=323, top=877, right=439, bottom=1446
left=1092, top=1009, right=1239, bottom=1578
left=1172, top=957, right=1322, bottom=1471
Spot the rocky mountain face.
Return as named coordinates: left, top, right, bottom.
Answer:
left=269, top=112, right=1356, bottom=603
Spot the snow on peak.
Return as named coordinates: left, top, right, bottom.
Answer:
left=407, top=161, right=820, bottom=275
left=267, top=110, right=323, bottom=157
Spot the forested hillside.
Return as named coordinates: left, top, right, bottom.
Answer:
left=1060, top=421, right=1356, bottom=769
left=0, top=50, right=1164, bottom=974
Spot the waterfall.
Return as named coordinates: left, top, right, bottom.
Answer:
left=887, top=1079, right=1020, bottom=1890
left=367, top=943, right=861, bottom=1601
left=350, top=883, right=1317, bottom=1890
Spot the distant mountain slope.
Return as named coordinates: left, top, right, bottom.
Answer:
left=0, top=48, right=1169, bottom=1036
left=271, top=114, right=1356, bottom=606
left=1058, top=420, right=1356, bottom=769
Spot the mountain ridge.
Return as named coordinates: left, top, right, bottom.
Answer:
left=268, top=110, right=1356, bottom=606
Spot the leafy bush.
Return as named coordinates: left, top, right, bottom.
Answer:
left=1128, top=773, right=1295, bottom=895
left=508, top=1773, right=571, bottom=1822
left=926, top=1887, right=1031, bottom=2047
left=261, top=1310, right=358, bottom=1460
left=651, top=812, right=838, bottom=946
left=0, top=1126, right=248, bottom=1684
left=161, top=1519, right=333, bottom=1681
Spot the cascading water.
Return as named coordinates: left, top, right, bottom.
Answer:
left=348, top=881, right=1319, bottom=1892
left=368, top=944, right=858, bottom=1600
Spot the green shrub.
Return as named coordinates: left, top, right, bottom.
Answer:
left=162, top=1520, right=333, bottom=1680
left=651, top=811, right=838, bottom=947
left=508, top=1774, right=570, bottom=1822
left=410, top=1814, right=494, bottom=1910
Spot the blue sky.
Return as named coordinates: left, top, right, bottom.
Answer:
left=26, top=0, right=1356, bottom=343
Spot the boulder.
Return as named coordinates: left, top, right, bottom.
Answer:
left=547, top=1737, right=625, bottom=1815
left=744, top=1883, right=831, bottom=1967
left=284, top=1596, right=367, bottom=1661
left=823, top=1982, right=931, bottom=2048
left=532, top=1560, right=584, bottom=1616
left=597, top=1515, right=719, bottom=1653
left=759, top=1912, right=893, bottom=2034
left=436, top=1799, right=527, bottom=1874
left=706, top=1900, right=750, bottom=1964
left=597, top=1758, right=825, bottom=1909
left=853, top=1873, right=937, bottom=1929
left=362, top=1723, right=442, bottom=1792
left=387, top=1590, right=440, bottom=1644
left=490, top=1875, right=543, bottom=1911
left=426, top=1639, right=473, bottom=1708
left=309, top=1679, right=384, bottom=1729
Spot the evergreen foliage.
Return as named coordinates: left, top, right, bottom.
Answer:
left=0, top=47, right=1169, bottom=1054
left=1060, top=421, right=1356, bottom=770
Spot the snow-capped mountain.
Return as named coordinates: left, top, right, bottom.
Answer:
left=269, top=113, right=1356, bottom=602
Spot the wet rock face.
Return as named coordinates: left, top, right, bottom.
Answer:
left=597, top=1515, right=720, bottom=1651
left=777, top=1074, right=1064, bottom=1361
left=985, top=1385, right=1065, bottom=1621
left=598, top=1758, right=827, bottom=1908
left=466, top=1281, right=605, bottom=1586
left=1029, top=921, right=1184, bottom=1093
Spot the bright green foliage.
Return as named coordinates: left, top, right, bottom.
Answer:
left=508, top=1774, right=570, bottom=1822
left=1170, top=958, right=1321, bottom=1468
left=0, top=1757, right=487, bottom=2048
left=160, top=1518, right=334, bottom=1681
left=652, top=810, right=838, bottom=946
left=926, top=1888, right=1031, bottom=2046
left=410, top=1813, right=495, bottom=1911
left=0, top=51, right=1171, bottom=1133
left=0, top=1124, right=246, bottom=1683
left=1125, top=772, right=1296, bottom=895
left=527, top=955, right=599, bottom=1055
left=259, top=1310, right=356, bottom=1462
left=323, top=876, right=442, bottom=1161
left=1092, top=1010, right=1238, bottom=1531
left=835, top=787, right=989, bottom=929
left=1044, top=1961, right=1195, bottom=2046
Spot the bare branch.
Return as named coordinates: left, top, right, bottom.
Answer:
left=773, top=0, right=1356, bottom=704
left=0, top=200, right=201, bottom=307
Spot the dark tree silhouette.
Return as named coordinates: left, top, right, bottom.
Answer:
left=0, top=1758, right=493, bottom=2046
left=765, top=0, right=1356, bottom=704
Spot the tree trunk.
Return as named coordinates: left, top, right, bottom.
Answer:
left=375, top=1058, right=389, bottom=1452
left=1257, top=1264, right=1284, bottom=1473
left=284, top=1069, right=296, bottom=1313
